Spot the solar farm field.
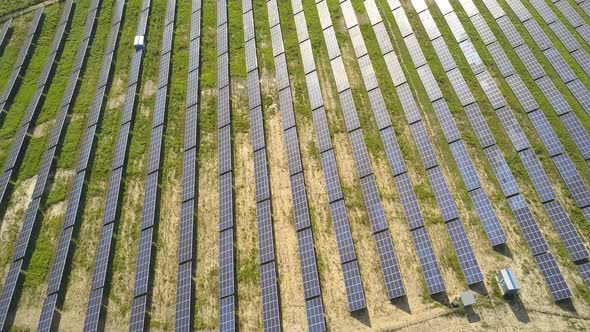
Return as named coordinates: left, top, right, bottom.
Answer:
left=1, top=0, right=590, bottom=330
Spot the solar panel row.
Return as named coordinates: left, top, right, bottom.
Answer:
left=84, top=0, right=153, bottom=330
left=0, top=3, right=77, bottom=330
left=0, top=18, right=12, bottom=53
left=0, top=8, right=42, bottom=127
left=441, top=0, right=580, bottom=300
left=268, top=2, right=326, bottom=329
left=388, top=0, right=507, bottom=252
left=30, top=1, right=104, bottom=329
left=132, top=0, right=175, bottom=317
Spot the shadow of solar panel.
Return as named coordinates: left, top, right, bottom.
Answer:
left=129, top=294, right=147, bottom=332
left=535, top=252, right=572, bottom=301
left=175, top=262, right=192, bottom=331
left=260, top=262, right=281, bottom=330
left=508, top=195, right=549, bottom=256
left=470, top=188, right=507, bottom=246
left=395, top=173, right=425, bottom=230
left=219, top=228, right=235, bottom=299
left=411, top=227, right=446, bottom=294
left=374, top=230, right=405, bottom=299
left=305, top=297, right=326, bottom=332
left=446, top=220, right=483, bottom=285
left=297, top=228, right=321, bottom=299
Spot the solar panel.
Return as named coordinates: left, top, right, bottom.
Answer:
left=291, top=172, right=311, bottom=231
left=219, top=172, right=234, bottom=232
left=523, top=20, right=552, bottom=51
left=141, top=172, right=159, bottom=230
left=519, top=149, right=555, bottom=203
left=367, top=88, right=391, bottom=130
left=543, top=200, right=589, bottom=262
left=331, top=57, right=350, bottom=93
left=348, top=26, right=367, bottom=58
left=497, top=16, right=524, bottom=48
left=535, top=76, right=569, bottom=115
left=450, top=140, right=481, bottom=192
left=566, top=80, right=590, bottom=112
left=338, top=90, right=361, bottom=132
left=219, top=228, right=235, bottom=299
left=570, top=50, right=590, bottom=78
left=535, top=252, right=572, bottom=301
left=411, top=227, right=446, bottom=294
left=294, top=12, right=309, bottom=43
left=446, top=12, right=469, bottom=43
left=349, top=129, right=373, bottom=178
left=447, top=68, right=475, bottom=106
left=576, top=25, right=590, bottom=47
left=559, top=111, right=590, bottom=160
left=410, top=121, right=438, bottom=170
left=13, top=196, right=41, bottom=260
left=463, top=36, right=490, bottom=74
left=476, top=72, right=506, bottom=110
left=419, top=10, right=441, bottom=40
left=487, top=42, right=515, bottom=77
left=556, top=0, right=583, bottom=27
left=46, top=227, right=73, bottom=295
left=219, top=295, right=236, bottom=331
left=496, top=106, right=531, bottom=152
left=508, top=194, right=549, bottom=256
left=297, top=228, right=322, bottom=299
left=300, top=40, right=316, bottom=76
left=505, top=75, right=538, bottom=113
left=320, top=150, right=343, bottom=203
left=393, top=8, right=413, bottom=38
left=484, top=145, right=519, bottom=197
left=373, top=230, right=406, bottom=299
left=427, top=167, right=460, bottom=222
left=179, top=200, right=194, bottom=263
left=446, top=219, right=483, bottom=284
left=37, top=292, right=58, bottom=332
left=431, top=37, right=456, bottom=73
left=133, top=228, right=153, bottom=297
left=552, top=153, right=590, bottom=208
left=342, top=261, right=367, bottom=312
left=364, top=0, right=381, bottom=25
left=305, top=71, right=323, bottom=111
left=576, top=262, right=590, bottom=288
left=260, top=262, right=281, bottom=330
left=360, top=175, right=389, bottom=234
left=436, top=0, right=454, bottom=15
left=405, top=34, right=427, bottom=68
left=397, top=83, right=421, bottom=124
left=549, top=22, right=579, bottom=52
left=254, top=149, right=270, bottom=203
left=329, top=199, right=356, bottom=264
left=470, top=14, right=495, bottom=45
left=395, top=173, right=425, bottom=230
left=373, top=22, right=394, bottom=54
left=458, top=0, right=479, bottom=17
left=527, top=110, right=564, bottom=157
left=470, top=187, right=507, bottom=246
left=317, top=0, right=332, bottom=30
left=257, top=200, right=275, bottom=264
left=305, top=297, right=326, bottom=332
left=358, top=55, right=379, bottom=91
left=312, top=108, right=333, bottom=153
left=529, top=0, right=557, bottom=23
left=247, top=71, right=261, bottom=111
left=175, top=261, right=192, bottom=331
left=432, top=99, right=461, bottom=143
left=417, top=66, right=443, bottom=102
left=340, top=0, right=358, bottom=29
left=324, top=27, right=341, bottom=61
left=383, top=52, right=407, bottom=86
left=285, top=127, right=304, bottom=176
left=219, top=125, right=232, bottom=175
left=380, top=127, right=406, bottom=177
left=0, top=259, right=22, bottom=327
left=544, top=48, right=576, bottom=83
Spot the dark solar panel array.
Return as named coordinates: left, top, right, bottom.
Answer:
left=83, top=0, right=153, bottom=330
left=501, top=0, right=590, bottom=118
left=217, top=0, right=237, bottom=330
left=130, top=0, right=176, bottom=330
left=176, top=0, right=202, bottom=330
left=292, top=0, right=367, bottom=313
left=0, top=9, right=42, bottom=130
left=320, top=0, right=407, bottom=301
left=0, top=4, right=75, bottom=330
left=436, top=0, right=582, bottom=301
left=267, top=1, right=326, bottom=330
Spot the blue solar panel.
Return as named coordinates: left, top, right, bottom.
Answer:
left=412, top=227, right=446, bottom=294
left=342, top=261, right=367, bottom=312
left=446, top=220, right=483, bottom=285
left=534, top=253, right=572, bottom=301
left=297, top=228, right=322, bottom=300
